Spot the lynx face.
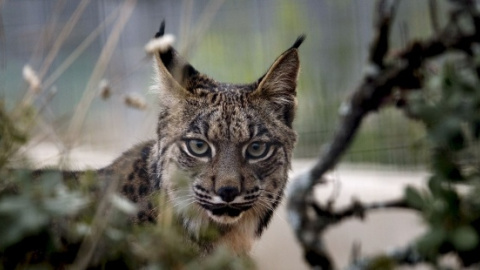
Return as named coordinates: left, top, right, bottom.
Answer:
left=165, top=88, right=296, bottom=226
left=149, top=24, right=303, bottom=246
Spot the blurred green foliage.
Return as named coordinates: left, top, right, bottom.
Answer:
left=0, top=102, right=30, bottom=168
left=0, top=105, right=254, bottom=269
left=403, top=56, right=480, bottom=266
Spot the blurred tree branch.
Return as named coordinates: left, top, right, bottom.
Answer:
left=287, top=0, right=480, bottom=269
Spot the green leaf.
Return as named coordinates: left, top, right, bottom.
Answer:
left=427, top=176, right=443, bottom=196
left=430, top=118, right=465, bottom=151
left=42, top=190, right=88, bottom=216
left=450, top=225, right=478, bottom=251
left=416, top=227, right=446, bottom=258
left=432, top=149, right=463, bottom=181
left=0, top=196, right=49, bottom=248
left=405, top=186, right=424, bottom=209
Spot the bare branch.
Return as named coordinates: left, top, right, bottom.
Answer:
left=347, top=245, right=424, bottom=270
left=371, top=0, right=398, bottom=67
left=287, top=1, right=400, bottom=267
left=311, top=198, right=412, bottom=225
left=287, top=0, right=480, bottom=268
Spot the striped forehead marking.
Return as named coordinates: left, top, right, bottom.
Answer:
left=185, top=102, right=270, bottom=143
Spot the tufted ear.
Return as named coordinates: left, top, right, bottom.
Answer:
left=152, top=21, right=219, bottom=105
left=153, top=21, right=202, bottom=92
left=250, top=35, right=305, bottom=127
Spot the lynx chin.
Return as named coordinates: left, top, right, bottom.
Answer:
left=60, top=22, right=304, bottom=254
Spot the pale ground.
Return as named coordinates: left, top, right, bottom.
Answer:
left=252, top=160, right=429, bottom=270
left=24, top=144, right=430, bottom=269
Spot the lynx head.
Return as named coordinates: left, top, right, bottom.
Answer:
left=150, top=22, right=304, bottom=239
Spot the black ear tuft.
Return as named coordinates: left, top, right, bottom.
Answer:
left=291, top=35, right=306, bottom=50
left=152, top=20, right=208, bottom=93
left=154, top=20, right=175, bottom=74
left=155, top=20, right=166, bottom=38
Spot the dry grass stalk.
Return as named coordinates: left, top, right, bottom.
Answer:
left=65, top=0, right=137, bottom=147
left=22, top=65, right=41, bottom=92
left=42, top=6, right=121, bottom=91
left=37, top=0, right=92, bottom=80
left=124, top=93, right=147, bottom=110
left=99, top=79, right=111, bottom=100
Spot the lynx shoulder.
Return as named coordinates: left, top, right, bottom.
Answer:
left=72, top=24, right=303, bottom=254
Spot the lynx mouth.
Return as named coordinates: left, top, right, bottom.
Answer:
left=199, top=203, right=252, bottom=223
left=210, top=206, right=243, bottom=217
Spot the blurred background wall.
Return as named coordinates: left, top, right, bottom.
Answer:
left=1, top=0, right=446, bottom=167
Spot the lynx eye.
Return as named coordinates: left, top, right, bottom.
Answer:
left=186, top=139, right=210, bottom=157
left=246, top=142, right=269, bottom=159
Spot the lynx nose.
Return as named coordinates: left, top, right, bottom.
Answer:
left=217, top=186, right=239, bottom=203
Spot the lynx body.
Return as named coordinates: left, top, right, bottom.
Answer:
left=85, top=25, right=303, bottom=254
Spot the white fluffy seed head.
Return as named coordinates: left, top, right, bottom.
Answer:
left=124, top=92, right=147, bottom=110
left=22, top=65, right=41, bottom=92
left=99, top=79, right=111, bottom=100
left=144, top=34, right=175, bottom=54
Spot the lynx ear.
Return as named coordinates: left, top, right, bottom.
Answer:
left=250, top=35, right=305, bottom=127
left=152, top=21, right=201, bottom=98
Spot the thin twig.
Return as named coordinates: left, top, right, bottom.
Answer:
left=16, top=0, right=91, bottom=114
left=105, top=56, right=150, bottom=98
left=70, top=174, right=121, bottom=270
left=311, top=198, right=411, bottom=225
left=65, top=0, right=137, bottom=149
left=179, top=0, right=225, bottom=59
left=42, top=5, right=121, bottom=91
left=429, top=0, right=441, bottom=35
left=179, top=0, right=195, bottom=53
left=11, top=5, right=123, bottom=167
left=0, top=1, right=5, bottom=99
left=29, top=0, right=67, bottom=66
left=311, top=1, right=396, bottom=188
left=37, top=0, right=91, bottom=80
left=287, top=2, right=398, bottom=267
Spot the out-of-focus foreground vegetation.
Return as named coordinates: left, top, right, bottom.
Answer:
left=0, top=104, right=253, bottom=269
left=4, top=0, right=480, bottom=269
left=286, top=0, right=480, bottom=268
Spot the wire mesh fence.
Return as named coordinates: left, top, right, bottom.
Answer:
left=1, top=0, right=441, bottom=168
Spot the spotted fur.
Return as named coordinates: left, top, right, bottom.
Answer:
left=74, top=24, right=303, bottom=254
